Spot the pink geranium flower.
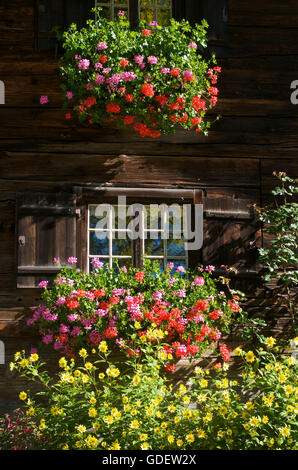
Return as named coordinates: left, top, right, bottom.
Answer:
left=40, top=95, right=48, bottom=104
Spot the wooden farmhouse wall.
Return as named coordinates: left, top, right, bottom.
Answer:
left=0, top=0, right=297, bottom=411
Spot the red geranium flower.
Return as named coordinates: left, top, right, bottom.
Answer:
left=66, top=299, right=80, bottom=310
left=124, top=94, right=134, bottom=102
left=170, top=68, right=180, bottom=77
left=141, top=83, right=155, bottom=97
left=106, top=103, right=121, bottom=113
left=123, top=115, right=135, bottom=125
left=142, top=29, right=151, bottom=36
left=120, top=59, right=129, bottom=67
left=105, top=327, right=118, bottom=338
left=99, top=55, right=107, bottom=63
left=135, top=271, right=145, bottom=282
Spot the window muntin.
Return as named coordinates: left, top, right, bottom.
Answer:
left=95, top=0, right=130, bottom=21
left=87, top=203, right=188, bottom=272
left=139, top=0, right=172, bottom=26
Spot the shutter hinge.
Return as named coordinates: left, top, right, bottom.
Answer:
left=18, top=236, right=25, bottom=246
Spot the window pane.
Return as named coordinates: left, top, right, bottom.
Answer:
left=89, top=231, right=109, bottom=256
left=114, top=205, right=133, bottom=229
left=167, top=235, right=185, bottom=257
left=98, top=6, right=111, bottom=19
left=140, top=8, right=155, bottom=23
left=145, top=205, right=164, bottom=231
left=157, top=8, right=171, bottom=25
left=145, top=234, right=164, bottom=256
left=140, top=0, right=153, bottom=5
left=157, top=0, right=171, bottom=6
left=89, top=205, right=109, bottom=229
left=112, top=236, right=132, bottom=256
left=167, top=206, right=183, bottom=232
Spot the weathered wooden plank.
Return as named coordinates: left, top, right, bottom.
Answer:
left=1, top=139, right=298, bottom=159
left=0, top=153, right=260, bottom=187
left=229, top=0, right=298, bottom=27
left=1, top=108, right=298, bottom=146
left=228, top=26, right=298, bottom=57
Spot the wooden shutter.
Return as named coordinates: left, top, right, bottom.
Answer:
left=202, top=188, right=261, bottom=295
left=17, top=192, right=77, bottom=288
left=37, top=0, right=94, bottom=51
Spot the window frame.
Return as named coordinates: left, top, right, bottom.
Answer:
left=87, top=200, right=189, bottom=272
left=74, top=186, right=202, bottom=273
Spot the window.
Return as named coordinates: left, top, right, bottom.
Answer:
left=95, top=1, right=130, bottom=21
left=87, top=201, right=188, bottom=272
left=36, top=1, right=227, bottom=54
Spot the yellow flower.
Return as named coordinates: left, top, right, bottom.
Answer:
left=98, top=341, right=108, bottom=353
left=81, top=374, right=89, bottom=384
left=39, top=419, right=46, bottom=430
left=234, top=347, right=243, bottom=356
left=89, top=396, right=97, bottom=404
left=106, top=367, right=120, bottom=378
left=200, top=379, right=208, bottom=388
left=278, top=373, right=287, bottom=383
left=140, top=433, right=148, bottom=442
left=141, top=443, right=149, bottom=450
left=79, top=348, right=87, bottom=358
left=50, top=405, right=61, bottom=415
left=14, top=352, right=21, bottom=361
left=194, top=366, right=204, bottom=375
left=265, top=337, right=276, bottom=348
left=59, top=357, right=67, bottom=368
left=85, top=362, right=93, bottom=370
left=245, top=351, right=255, bottom=363
left=197, top=429, right=207, bottom=439
left=168, top=435, right=175, bottom=444
left=74, top=369, right=81, bottom=377
left=111, top=440, right=120, bottom=450
left=85, top=435, right=99, bottom=448
left=62, top=444, right=69, bottom=450
left=122, top=396, right=129, bottom=404
left=186, top=433, right=195, bottom=443
left=168, top=404, right=176, bottom=413
left=132, top=375, right=141, bottom=386
left=19, top=391, right=27, bottom=401
left=174, top=416, right=181, bottom=424
left=129, top=419, right=139, bottom=429
left=182, top=395, right=191, bottom=404
left=281, top=427, right=291, bottom=437
left=29, top=353, right=39, bottom=362
left=249, top=416, right=260, bottom=427
left=262, top=416, right=269, bottom=424
left=20, top=359, right=29, bottom=368
left=88, top=407, right=97, bottom=418
left=134, top=321, right=141, bottom=329
left=9, top=362, right=15, bottom=371
left=76, top=425, right=86, bottom=433
left=26, top=407, right=35, bottom=416
left=93, top=421, right=100, bottom=430
left=287, top=356, right=296, bottom=366
left=103, top=416, right=114, bottom=425
left=98, top=373, right=105, bottom=380
left=244, top=401, right=254, bottom=410
left=177, top=439, right=183, bottom=447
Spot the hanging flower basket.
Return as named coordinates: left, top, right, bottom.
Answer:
left=59, top=8, right=221, bottom=138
